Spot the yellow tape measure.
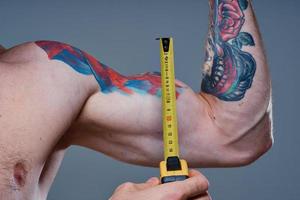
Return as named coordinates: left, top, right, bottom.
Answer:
left=158, top=38, right=189, bottom=184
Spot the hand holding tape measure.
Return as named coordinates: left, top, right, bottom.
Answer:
left=157, top=37, right=189, bottom=184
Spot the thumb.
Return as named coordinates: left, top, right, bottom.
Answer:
left=158, top=174, right=209, bottom=199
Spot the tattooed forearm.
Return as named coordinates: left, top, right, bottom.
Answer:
left=35, top=41, right=183, bottom=97
left=202, top=0, right=256, bottom=101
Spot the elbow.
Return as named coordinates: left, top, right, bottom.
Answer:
left=236, top=132, right=273, bottom=167
left=225, top=112, right=274, bottom=167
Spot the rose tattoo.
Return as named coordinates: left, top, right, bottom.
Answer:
left=218, top=0, right=245, bottom=41
left=202, top=0, right=256, bottom=101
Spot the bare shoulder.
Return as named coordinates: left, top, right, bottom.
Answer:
left=0, top=43, right=93, bottom=158
left=0, top=42, right=96, bottom=198
left=0, top=42, right=40, bottom=63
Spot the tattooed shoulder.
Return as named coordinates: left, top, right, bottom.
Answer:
left=35, top=41, right=184, bottom=97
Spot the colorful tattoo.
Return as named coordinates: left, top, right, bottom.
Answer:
left=202, top=0, right=256, bottom=101
left=35, top=41, right=183, bottom=97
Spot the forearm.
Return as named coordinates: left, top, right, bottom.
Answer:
left=201, top=0, right=271, bottom=135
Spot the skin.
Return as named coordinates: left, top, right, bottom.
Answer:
left=109, top=170, right=211, bottom=200
left=0, top=45, right=5, bottom=54
left=0, top=0, right=272, bottom=199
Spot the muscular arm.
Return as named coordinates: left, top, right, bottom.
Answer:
left=35, top=0, right=272, bottom=168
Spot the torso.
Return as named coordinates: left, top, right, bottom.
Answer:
left=0, top=42, right=97, bottom=199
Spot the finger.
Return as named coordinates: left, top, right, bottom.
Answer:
left=190, top=192, right=212, bottom=200
left=190, top=195, right=211, bottom=200
left=134, top=177, right=160, bottom=190
left=189, top=169, right=201, bottom=176
left=114, top=182, right=135, bottom=192
left=179, top=175, right=209, bottom=198
left=189, top=169, right=210, bottom=189
left=189, top=169, right=207, bottom=181
left=146, top=177, right=160, bottom=184
left=158, top=173, right=209, bottom=199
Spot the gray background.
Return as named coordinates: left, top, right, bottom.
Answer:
left=0, top=0, right=299, bottom=199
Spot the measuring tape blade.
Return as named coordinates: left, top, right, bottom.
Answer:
left=158, top=37, right=189, bottom=183
left=159, top=37, right=179, bottom=159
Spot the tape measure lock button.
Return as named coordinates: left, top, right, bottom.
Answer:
left=166, top=156, right=182, bottom=171
left=162, top=38, right=170, bottom=52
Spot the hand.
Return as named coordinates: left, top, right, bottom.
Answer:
left=109, top=169, right=211, bottom=200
